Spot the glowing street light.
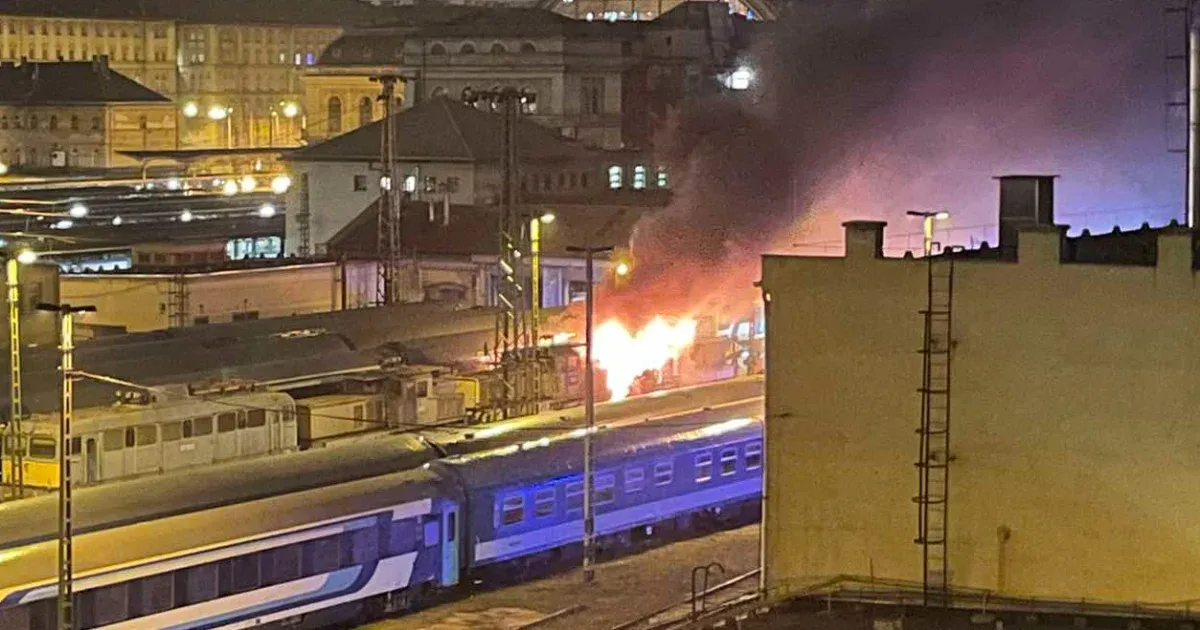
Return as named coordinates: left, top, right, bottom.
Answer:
left=179, top=210, right=194, bottom=223
left=270, top=174, right=292, bottom=194
left=725, top=66, right=754, bottom=91
left=239, top=175, right=257, bottom=193
left=222, top=180, right=239, bottom=196
left=111, top=216, right=123, bottom=226
left=539, top=212, right=556, bottom=224
left=0, top=163, right=9, bottom=176
left=907, top=210, right=951, bottom=256
left=615, top=261, right=630, bottom=277
left=281, top=102, right=300, bottom=118
left=15, top=249, right=37, bottom=265
left=207, top=105, right=229, bottom=120
left=53, top=219, right=73, bottom=230
left=257, top=203, right=277, bottom=218
left=67, top=203, right=88, bottom=219
left=182, top=102, right=200, bottom=118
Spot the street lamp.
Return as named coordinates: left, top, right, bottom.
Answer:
left=181, top=102, right=200, bottom=118
left=67, top=203, right=87, bottom=219
left=207, top=105, right=233, bottom=148
left=565, top=243, right=614, bottom=584
left=906, top=210, right=951, bottom=256
left=36, top=301, right=96, bottom=630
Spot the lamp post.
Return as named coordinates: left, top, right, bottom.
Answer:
left=906, top=210, right=950, bottom=256
left=37, top=301, right=96, bottom=630
left=565, top=243, right=613, bottom=584
left=3, top=248, right=35, bottom=501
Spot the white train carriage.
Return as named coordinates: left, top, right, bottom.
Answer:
left=6, top=390, right=298, bottom=489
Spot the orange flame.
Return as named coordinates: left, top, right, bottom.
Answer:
left=592, top=316, right=698, bottom=402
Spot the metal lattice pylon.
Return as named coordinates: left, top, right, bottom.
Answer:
left=375, top=75, right=404, bottom=305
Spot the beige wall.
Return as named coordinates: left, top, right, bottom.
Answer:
left=0, top=102, right=176, bottom=169
left=61, top=263, right=345, bottom=332
left=300, top=73, right=396, bottom=144
left=761, top=222, right=1200, bottom=603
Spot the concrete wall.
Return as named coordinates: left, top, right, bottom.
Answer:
left=760, top=221, right=1200, bottom=603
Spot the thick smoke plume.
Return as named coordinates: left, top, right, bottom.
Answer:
left=592, top=0, right=1173, bottom=327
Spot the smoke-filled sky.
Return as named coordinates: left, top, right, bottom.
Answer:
left=599, top=0, right=1180, bottom=324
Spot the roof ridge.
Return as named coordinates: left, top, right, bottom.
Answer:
left=440, top=97, right=475, bottom=161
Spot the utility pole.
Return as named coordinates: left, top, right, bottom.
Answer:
left=1190, top=6, right=1200, bottom=226
left=463, top=86, right=539, bottom=418
left=566, top=244, right=612, bottom=583
left=3, top=248, right=34, bottom=501
left=37, top=301, right=96, bottom=630
left=373, top=74, right=405, bottom=305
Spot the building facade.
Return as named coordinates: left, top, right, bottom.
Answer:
left=760, top=178, right=1200, bottom=602
left=0, top=58, right=177, bottom=168
left=303, top=3, right=753, bottom=149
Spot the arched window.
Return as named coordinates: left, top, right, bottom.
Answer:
left=29, top=114, right=38, bottom=130
left=490, top=42, right=507, bottom=54
left=326, top=96, right=342, bottom=134
left=48, top=115, right=57, bottom=130
left=520, top=41, right=537, bottom=53
left=69, top=115, right=78, bottom=131
left=91, top=116, right=101, bottom=131
left=459, top=42, right=476, bottom=54
left=429, top=42, right=446, bottom=55
left=358, top=96, right=373, bottom=127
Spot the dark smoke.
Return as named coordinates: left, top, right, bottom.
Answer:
left=594, top=0, right=1175, bottom=326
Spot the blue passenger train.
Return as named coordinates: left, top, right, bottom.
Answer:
left=0, top=413, right=762, bottom=630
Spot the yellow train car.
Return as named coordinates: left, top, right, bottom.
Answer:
left=1, top=389, right=297, bottom=490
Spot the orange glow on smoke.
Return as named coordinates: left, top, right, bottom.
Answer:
left=592, top=316, right=698, bottom=401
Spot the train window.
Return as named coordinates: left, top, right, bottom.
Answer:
left=423, top=520, right=440, bottom=548
left=388, top=520, right=419, bottom=555
left=103, top=429, right=123, bottom=452
left=193, top=417, right=213, bottom=436
left=181, top=420, right=193, bottom=439
left=136, top=425, right=157, bottom=446
left=624, top=466, right=646, bottom=493
left=28, top=437, right=55, bottom=460
left=232, top=554, right=260, bottom=592
left=720, top=448, right=738, bottom=476
left=349, top=527, right=380, bottom=564
left=447, top=511, right=457, bottom=542
left=181, top=563, right=217, bottom=604
left=217, top=413, right=237, bottom=433
left=161, top=422, right=182, bottom=442
left=501, top=495, right=525, bottom=525
left=89, top=582, right=129, bottom=626
left=565, top=481, right=583, bottom=514
left=133, top=573, right=173, bottom=616
left=124, top=427, right=135, bottom=448
left=745, top=442, right=762, bottom=470
left=70, top=437, right=81, bottom=455
left=246, top=409, right=266, bottom=428
left=695, top=453, right=713, bottom=483
left=303, top=536, right=341, bottom=575
left=262, top=544, right=301, bottom=585
left=534, top=488, right=555, bottom=518
left=237, top=413, right=247, bottom=430
left=653, top=462, right=673, bottom=486
left=594, top=474, right=616, bottom=505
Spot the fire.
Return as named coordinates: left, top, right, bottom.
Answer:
left=592, top=316, right=698, bottom=402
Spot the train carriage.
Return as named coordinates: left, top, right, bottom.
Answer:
left=3, top=390, right=298, bottom=489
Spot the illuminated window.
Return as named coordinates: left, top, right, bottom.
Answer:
left=633, top=165, right=646, bottom=190
left=500, top=495, right=524, bottom=525
left=326, top=96, right=342, bottom=134
left=403, top=174, right=417, bottom=193
left=607, top=165, right=622, bottom=189
left=745, top=442, right=762, bottom=470
left=657, top=166, right=668, bottom=188
left=720, top=447, right=738, bottom=476
left=695, top=453, right=713, bottom=482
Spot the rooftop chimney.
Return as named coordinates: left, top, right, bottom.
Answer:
left=996, top=175, right=1057, bottom=256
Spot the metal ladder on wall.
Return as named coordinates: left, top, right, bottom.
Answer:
left=914, top=254, right=955, bottom=606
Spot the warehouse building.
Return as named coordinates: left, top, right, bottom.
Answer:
left=760, top=176, right=1200, bottom=603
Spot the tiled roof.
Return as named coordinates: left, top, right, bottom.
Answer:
left=327, top=199, right=647, bottom=259
left=0, top=0, right=384, bottom=26
left=0, top=60, right=169, bottom=104
left=287, top=95, right=597, bottom=163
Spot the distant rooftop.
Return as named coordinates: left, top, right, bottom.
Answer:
left=287, top=95, right=600, bottom=164
left=0, top=0, right=385, bottom=26
left=0, top=58, right=169, bottom=105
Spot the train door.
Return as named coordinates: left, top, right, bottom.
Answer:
left=215, top=412, right=239, bottom=460
left=441, top=504, right=460, bottom=587
left=84, top=438, right=97, bottom=483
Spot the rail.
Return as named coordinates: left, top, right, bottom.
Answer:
left=517, top=604, right=588, bottom=629
left=611, top=569, right=760, bottom=630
